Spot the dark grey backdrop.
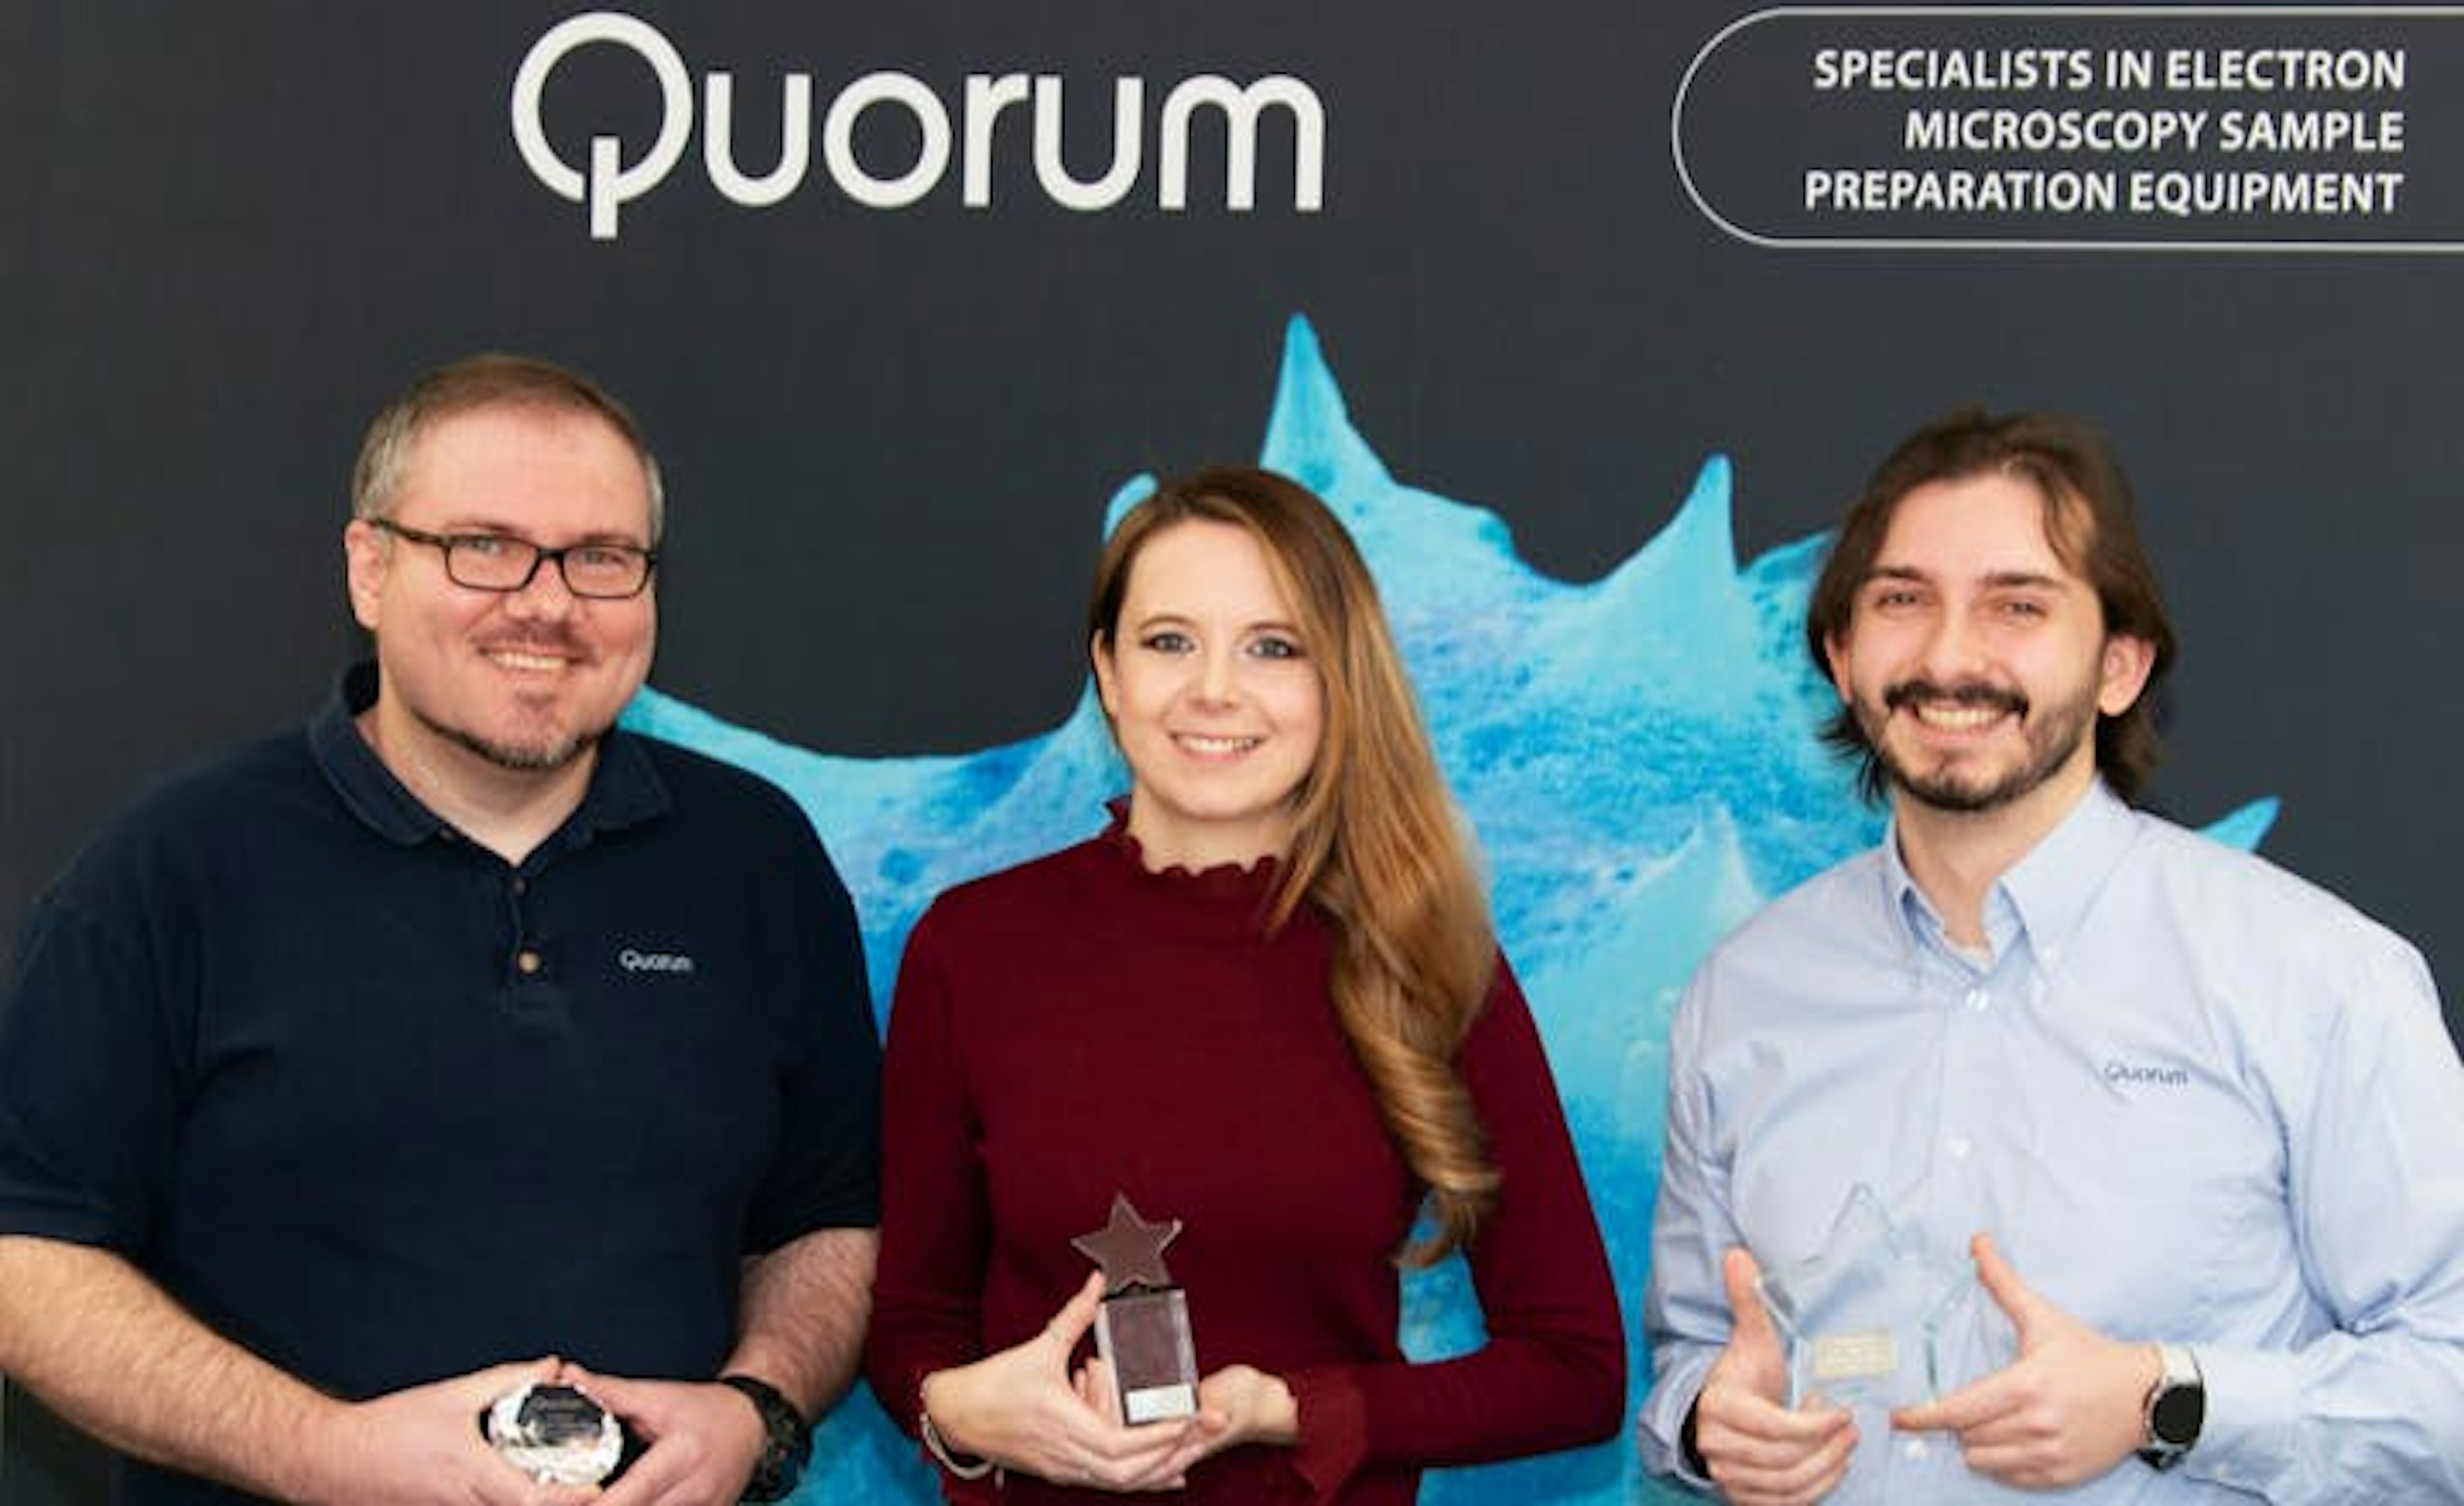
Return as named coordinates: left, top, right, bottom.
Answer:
left=6, top=3, right=2460, bottom=1500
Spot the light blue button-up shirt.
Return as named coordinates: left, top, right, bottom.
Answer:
left=1641, top=782, right=2464, bottom=1500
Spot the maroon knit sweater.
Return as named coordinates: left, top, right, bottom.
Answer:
left=864, top=817, right=1625, bottom=1502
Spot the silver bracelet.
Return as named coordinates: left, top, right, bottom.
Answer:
left=918, top=1405, right=997, bottom=1482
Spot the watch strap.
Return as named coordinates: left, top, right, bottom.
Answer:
left=1679, top=1393, right=1711, bottom=1478
left=719, top=1373, right=812, bottom=1502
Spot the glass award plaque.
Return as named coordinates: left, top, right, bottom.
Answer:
left=1755, top=1185, right=1984, bottom=1411
left=1072, top=1193, right=1200, bottom=1424
left=483, top=1381, right=624, bottom=1485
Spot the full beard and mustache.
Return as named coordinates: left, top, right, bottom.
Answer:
left=1858, top=676, right=2098, bottom=814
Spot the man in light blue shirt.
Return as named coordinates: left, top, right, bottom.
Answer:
left=1639, top=409, right=2464, bottom=1502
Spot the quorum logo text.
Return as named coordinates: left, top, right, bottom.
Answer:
left=513, top=12, right=1328, bottom=240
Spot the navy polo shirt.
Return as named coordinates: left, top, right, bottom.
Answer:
left=1, top=665, right=878, bottom=1503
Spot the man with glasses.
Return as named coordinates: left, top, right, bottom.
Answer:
left=0, top=355, right=882, bottom=1506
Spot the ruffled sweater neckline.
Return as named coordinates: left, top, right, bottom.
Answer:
left=1096, top=800, right=1293, bottom=934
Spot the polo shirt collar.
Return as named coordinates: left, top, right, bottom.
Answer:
left=309, top=661, right=670, bottom=851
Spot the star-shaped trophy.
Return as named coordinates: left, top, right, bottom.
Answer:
left=1754, top=1185, right=1987, bottom=1410
left=1072, top=1193, right=1200, bottom=1423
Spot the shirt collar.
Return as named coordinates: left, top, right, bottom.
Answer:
left=1878, top=778, right=2142, bottom=971
left=1996, top=778, right=2141, bottom=970
left=309, top=661, right=670, bottom=853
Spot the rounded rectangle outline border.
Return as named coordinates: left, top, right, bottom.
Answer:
left=1673, top=4, right=2464, bottom=253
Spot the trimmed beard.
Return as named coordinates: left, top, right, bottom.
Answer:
left=418, top=706, right=608, bottom=774
left=1862, top=677, right=2096, bottom=815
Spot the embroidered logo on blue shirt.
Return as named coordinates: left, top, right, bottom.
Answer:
left=2103, top=1059, right=2189, bottom=1088
left=617, top=948, right=697, bottom=975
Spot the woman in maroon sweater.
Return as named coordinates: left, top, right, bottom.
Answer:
left=864, top=467, right=1624, bottom=1501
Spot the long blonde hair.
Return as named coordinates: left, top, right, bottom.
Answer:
left=1090, top=466, right=1499, bottom=1264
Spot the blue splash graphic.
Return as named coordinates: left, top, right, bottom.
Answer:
left=623, top=317, right=2274, bottom=1503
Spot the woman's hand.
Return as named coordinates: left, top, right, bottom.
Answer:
left=921, top=1272, right=1222, bottom=1491
left=1192, top=1365, right=1297, bottom=1451
left=1072, top=1356, right=1296, bottom=1482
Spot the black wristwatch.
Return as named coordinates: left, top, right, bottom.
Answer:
left=719, top=1373, right=813, bottom=1502
left=2138, top=1342, right=2204, bottom=1471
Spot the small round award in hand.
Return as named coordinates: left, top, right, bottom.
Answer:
left=1072, top=1193, right=1201, bottom=1423
left=483, top=1381, right=625, bottom=1485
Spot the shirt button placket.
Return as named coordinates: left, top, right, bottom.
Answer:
left=506, top=867, right=545, bottom=985
left=1935, top=970, right=1995, bottom=1238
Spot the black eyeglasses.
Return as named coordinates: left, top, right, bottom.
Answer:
left=368, top=518, right=658, bottom=600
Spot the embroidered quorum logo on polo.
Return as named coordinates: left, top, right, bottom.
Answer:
left=618, top=948, right=698, bottom=975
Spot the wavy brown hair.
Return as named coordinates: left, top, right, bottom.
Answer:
left=1090, top=466, right=1500, bottom=1265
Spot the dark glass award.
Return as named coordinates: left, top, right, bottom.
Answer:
left=483, top=1381, right=624, bottom=1485
left=1072, top=1193, right=1200, bottom=1423
left=1754, top=1185, right=1987, bottom=1410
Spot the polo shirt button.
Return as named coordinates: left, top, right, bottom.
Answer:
left=516, top=950, right=543, bottom=975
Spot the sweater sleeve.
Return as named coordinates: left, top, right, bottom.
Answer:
left=1286, top=960, right=1627, bottom=1491
left=860, top=904, right=993, bottom=1460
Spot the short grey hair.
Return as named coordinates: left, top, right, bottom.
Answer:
left=351, top=352, right=665, bottom=542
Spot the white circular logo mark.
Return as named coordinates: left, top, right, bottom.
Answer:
left=511, top=12, right=692, bottom=239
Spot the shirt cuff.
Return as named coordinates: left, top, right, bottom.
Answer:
left=1286, top=1365, right=1368, bottom=1500
left=2172, top=1342, right=2292, bottom=1497
left=1636, top=1355, right=1718, bottom=1488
